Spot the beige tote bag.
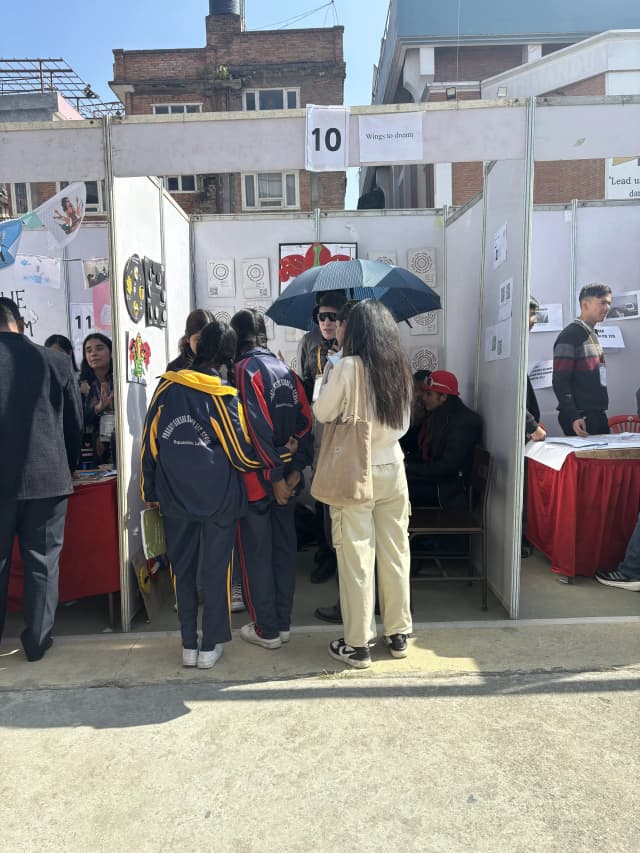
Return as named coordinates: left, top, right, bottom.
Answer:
left=311, top=357, right=373, bottom=506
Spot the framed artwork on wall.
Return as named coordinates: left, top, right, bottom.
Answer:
left=278, top=242, right=357, bottom=292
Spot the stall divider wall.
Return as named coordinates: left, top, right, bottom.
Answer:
left=475, top=103, right=535, bottom=617
left=528, top=206, right=574, bottom=436
left=443, top=195, right=484, bottom=402
left=192, top=210, right=445, bottom=374
left=161, top=192, right=192, bottom=366
left=109, top=174, right=190, bottom=630
left=575, top=200, right=640, bottom=417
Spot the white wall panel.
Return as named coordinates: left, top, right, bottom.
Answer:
left=575, top=202, right=640, bottom=418
left=478, top=156, right=533, bottom=617
left=444, top=197, right=484, bottom=402
left=528, top=208, right=573, bottom=436
left=0, top=123, right=104, bottom=182
left=161, top=196, right=192, bottom=366
left=111, top=176, right=166, bottom=630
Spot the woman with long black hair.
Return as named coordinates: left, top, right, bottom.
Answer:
left=314, top=300, right=413, bottom=668
left=167, top=309, right=215, bottom=372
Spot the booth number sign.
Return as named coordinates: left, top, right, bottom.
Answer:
left=305, top=105, right=350, bottom=172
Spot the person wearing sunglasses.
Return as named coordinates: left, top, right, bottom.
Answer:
left=297, top=290, right=348, bottom=585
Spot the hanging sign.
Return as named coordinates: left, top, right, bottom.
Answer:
left=358, top=113, right=423, bottom=164
left=34, top=182, right=87, bottom=249
left=305, top=105, right=349, bottom=172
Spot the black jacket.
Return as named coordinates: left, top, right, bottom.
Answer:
left=0, top=333, right=83, bottom=500
left=525, top=376, right=541, bottom=437
left=406, top=396, right=482, bottom=509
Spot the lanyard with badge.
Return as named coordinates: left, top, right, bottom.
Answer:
left=576, top=319, right=606, bottom=387
left=312, top=345, right=324, bottom=402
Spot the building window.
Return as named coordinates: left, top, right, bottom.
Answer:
left=9, top=183, right=45, bottom=215
left=163, top=175, right=198, bottom=193
left=152, top=104, right=202, bottom=115
left=58, top=180, right=106, bottom=214
left=242, top=172, right=299, bottom=210
left=243, top=89, right=299, bottom=111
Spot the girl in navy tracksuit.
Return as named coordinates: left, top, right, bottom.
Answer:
left=140, top=320, right=293, bottom=669
left=231, top=310, right=313, bottom=650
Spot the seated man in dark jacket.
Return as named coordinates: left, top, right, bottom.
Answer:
left=405, top=370, right=482, bottom=511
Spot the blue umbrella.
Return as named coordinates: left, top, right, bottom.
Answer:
left=0, top=219, right=24, bottom=271
left=266, top=258, right=441, bottom=331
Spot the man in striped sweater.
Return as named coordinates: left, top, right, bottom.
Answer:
left=552, top=283, right=612, bottom=436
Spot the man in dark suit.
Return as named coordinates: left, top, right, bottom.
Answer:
left=0, top=297, right=83, bottom=661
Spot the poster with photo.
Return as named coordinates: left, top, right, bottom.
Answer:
left=409, top=311, right=438, bottom=336
left=127, top=331, right=152, bottom=385
left=492, top=223, right=507, bottom=269
left=368, top=250, right=397, bottom=266
left=34, top=182, right=87, bottom=248
left=531, top=303, right=563, bottom=333
left=279, top=242, right=357, bottom=291
left=207, top=259, right=235, bottom=299
left=407, top=248, right=436, bottom=287
left=498, top=277, right=513, bottom=321
left=241, top=258, right=271, bottom=301
left=83, top=258, right=110, bottom=289
left=410, top=347, right=439, bottom=373
left=14, top=255, right=61, bottom=289
left=606, top=291, right=640, bottom=321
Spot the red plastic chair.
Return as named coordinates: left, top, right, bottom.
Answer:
left=608, top=415, right=640, bottom=433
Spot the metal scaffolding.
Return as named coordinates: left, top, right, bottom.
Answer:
left=0, top=58, right=123, bottom=117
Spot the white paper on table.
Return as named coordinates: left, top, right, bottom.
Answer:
left=594, top=324, right=625, bottom=349
left=492, top=223, right=507, bottom=269
left=498, top=277, right=513, bottom=321
left=528, top=360, right=554, bottom=390
left=531, top=303, right=563, bottom=333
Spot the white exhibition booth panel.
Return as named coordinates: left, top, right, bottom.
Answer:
left=443, top=196, right=484, bottom=403
left=192, top=210, right=445, bottom=374
left=477, top=158, right=533, bottom=617
left=528, top=207, right=574, bottom=436
left=2, top=98, right=639, bottom=628
left=574, top=202, right=640, bottom=418
left=529, top=201, right=640, bottom=433
left=110, top=176, right=191, bottom=628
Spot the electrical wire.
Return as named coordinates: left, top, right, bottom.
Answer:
left=252, top=2, right=334, bottom=31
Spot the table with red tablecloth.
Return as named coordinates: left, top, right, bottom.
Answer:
left=526, top=450, right=640, bottom=578
left=8, top=477, right=120, bottom=611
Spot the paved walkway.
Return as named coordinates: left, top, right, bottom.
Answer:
left=1, top=621, right=639, bottom=852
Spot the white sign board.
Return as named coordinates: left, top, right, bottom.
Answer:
left=606, top=157, right=640, bottom=200
left=358, top=113, right=423, bottom=164
left=595, top=324, right=625, bottom=349
left=305, top=105, right=349, bottom=172
left=528, top=360, right=554, bottom=390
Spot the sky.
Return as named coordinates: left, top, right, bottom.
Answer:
left=3, top=0, right=391, bottom=204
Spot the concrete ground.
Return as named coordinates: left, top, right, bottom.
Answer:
left=1, top=620, right=639, bottom=852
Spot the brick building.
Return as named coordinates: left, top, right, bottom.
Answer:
left=362, top=0, right=640, bottom=209
left=110, top=0, right=346, bottom=214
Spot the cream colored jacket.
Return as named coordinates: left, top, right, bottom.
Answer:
left=313, top=355, right=409, bottom=466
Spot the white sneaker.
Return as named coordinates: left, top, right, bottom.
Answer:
left=231, top=584, right=246, bottom=612
left=182, top=648, right=198, bottom=667
left=197, top=646, right=223, bottom=669
left=240, top=622, right=282, bottom=650
left=279, top=630, right=291, bottom=643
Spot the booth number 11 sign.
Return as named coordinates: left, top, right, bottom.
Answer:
left=305, top=105, right=350, bottom=172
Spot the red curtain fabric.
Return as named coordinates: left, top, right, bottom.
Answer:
left=8, top=479, right=120, bottom=611
left=527, top=456, right=640, bottom=577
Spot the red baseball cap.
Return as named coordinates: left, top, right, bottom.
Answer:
left=423, top=370, right=459, bottom=396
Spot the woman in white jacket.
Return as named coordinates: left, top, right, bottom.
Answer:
left=314, top=300, right=413, bottom=668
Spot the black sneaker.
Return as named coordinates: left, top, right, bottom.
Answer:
left=595, top=570, right=640, bottom=592
left=383, top=633, right=409, bottom=659
left=328, top=638, right=371, bottom=669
